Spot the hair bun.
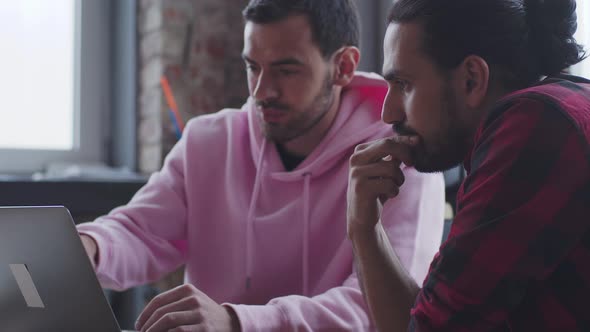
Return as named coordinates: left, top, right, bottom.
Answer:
left=524, top=0, right=585, bottom=75
left=524, top=0, right=578, bottom=37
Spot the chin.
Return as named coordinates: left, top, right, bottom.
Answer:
left=413, top=131, right=470, bottom=173
left=262, top=127, right=291, bottom=143
left=414, top=161, right=460, bottom=173
left=412, top=149, right=465, bottom=173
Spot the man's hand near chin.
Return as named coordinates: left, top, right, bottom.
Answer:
left=347, top=136, right=416, bottom=238
left=135, top=284, right=241, bottom=332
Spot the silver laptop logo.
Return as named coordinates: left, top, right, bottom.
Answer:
left=9, top=264, right=46, bottom=308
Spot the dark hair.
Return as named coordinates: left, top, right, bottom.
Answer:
left=243, top=0, right=360, bottom=58
left=388, top=0, right=587, bottom=89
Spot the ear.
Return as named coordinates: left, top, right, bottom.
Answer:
left=332, top=46, right=360, bottom=87
left=457, top=55, right=490, bottom=108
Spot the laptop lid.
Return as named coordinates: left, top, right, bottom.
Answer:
left=0, top=206, right=121, bottom=332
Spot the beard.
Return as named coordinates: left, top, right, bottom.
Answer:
left=396, top=86, right=472, bottom=173
left=258, top=73, right=335, bottom=143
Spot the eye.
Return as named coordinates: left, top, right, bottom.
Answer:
left=278, top=68, right=298, bottom=76
left=393, top=79, right=409, bottom=91
left=246, top=64, right=260, bottom=74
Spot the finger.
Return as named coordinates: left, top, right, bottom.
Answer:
left=145, top=311, right=201, bottom=332
left=137, top=285, right=197, bottom=330
left=351, top=139, right=393, bottom=165
left=141, top=296, right=203, bottom=332
left=350, top=161, right=405, bottom=186
left=357, top=178, right=401, bottom=200
left=350, top=172, right=401, bottom=199
left=391, top=165, right=405, bottom=187
left=353, top=142, right=371, bottom=153
left=379, top=185, right=402, bottom=204
left=79, top=235, right=98, bottom=269
left=367, top=162, right=406, bottom=187
left=392, top=133, right=420, bottom=146
left=377, top=139, right=415, bottom=167
left=350, top=138, right=414, bottom=167
left=170, top=326, right=206, bottom=332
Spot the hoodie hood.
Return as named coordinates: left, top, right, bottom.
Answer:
left=247, top=72, right=390, bottom=182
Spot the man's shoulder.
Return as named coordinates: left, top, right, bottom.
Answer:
left=483, top=80, right=590, bottom=126
left=467, top=80, right=590, bottom=178
left=483, top=79, right=590, bottom=149
left=184, top=108, right=248, bottom=136
left=173, top=109, right=250, bottom=156
left=496, top=78, right=590, bottom=119
left=186, top=108, right=246, bottom=128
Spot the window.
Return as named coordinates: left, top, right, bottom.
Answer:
left=573, top=1, right=590, bottom=77
left=0, top=0, right=109, bottom=173
left=0, top=1, right=75, bottom=150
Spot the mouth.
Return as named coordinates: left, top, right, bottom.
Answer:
left=392, top=122, right=419, bottom=137
left=259, top=108, right=287, bottom=123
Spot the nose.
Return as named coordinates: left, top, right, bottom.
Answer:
left=381, top=88, right=405, bottom=125
left=252, top=70, right=279, bottom=101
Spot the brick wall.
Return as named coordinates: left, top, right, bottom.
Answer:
left=138, top=0, right=249, bottom=173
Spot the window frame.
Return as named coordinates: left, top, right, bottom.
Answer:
left=0, top=0, right=110, bottom=173
left=573, top=0, right=590, bottom=78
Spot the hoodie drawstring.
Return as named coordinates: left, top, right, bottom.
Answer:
left=302, top=172, right=312, bottom=296
left=246, top=140, right=267, bottom=290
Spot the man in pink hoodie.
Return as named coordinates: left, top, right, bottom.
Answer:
left=77, top=0, right=445, bottom=331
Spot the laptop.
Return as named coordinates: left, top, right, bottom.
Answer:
left=0, top=206, right=126, bottom=332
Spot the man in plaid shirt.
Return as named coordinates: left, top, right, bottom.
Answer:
left=347, top=0, right=590, bottom=331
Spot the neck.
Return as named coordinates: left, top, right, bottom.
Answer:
left=468, top=85, right=512, bottom=137
left=280, top=91, right=342, bottom=157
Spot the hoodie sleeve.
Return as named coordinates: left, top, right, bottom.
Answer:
left=77, top=131, right=190, bottom=291
left=226, top=273, right=374, bottom=331
left=226, top=168, right=445, bottom=331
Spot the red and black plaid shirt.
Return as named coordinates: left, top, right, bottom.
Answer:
left=410, top=75, right=590, bottom=331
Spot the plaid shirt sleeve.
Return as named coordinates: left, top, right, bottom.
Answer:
left=409, top=96, right=590, bottom=331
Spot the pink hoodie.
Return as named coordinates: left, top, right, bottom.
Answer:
left=77, top=72, right=445, bottom=331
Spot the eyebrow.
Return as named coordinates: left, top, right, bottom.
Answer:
left=382, top=69, right=410, bottom=82
left=242, top=55, right=305, bottom=67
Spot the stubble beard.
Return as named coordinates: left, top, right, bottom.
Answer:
left=261, top=74, right=335, bottom=143
left=411, top=87, right=472, bottom=173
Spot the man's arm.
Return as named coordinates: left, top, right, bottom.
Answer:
left=77, top=125, right=191, bottom=291
left=347, top=137, right=427, bottom=331
left=351, top=222, right=421, bottom=332
left=132, top=277, right=372, bottom=332
left=225, top=275, right=373, bottom=331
